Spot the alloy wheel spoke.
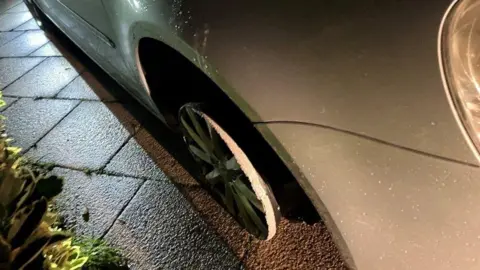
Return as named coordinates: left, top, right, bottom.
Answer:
left=225, top=157, right=241, bottom=171
left=224, top=182, right=236, bottom=215
left=233, top=188, right=258, bottom=234
left=205, top=168, right=220, bottom=180
left=236, top=189, right=268, bottom=236
left=180, top=116, right=210, bottom=155
left=233, top=177, right=264, bottom=213
left=186, top=108, right=212, bottom=153
left=208, top=122, right=226, bottom=159
left=189, top=145, right=213, bottom=165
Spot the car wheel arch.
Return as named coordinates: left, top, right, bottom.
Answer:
left=131, top=26, right=329, bottom=241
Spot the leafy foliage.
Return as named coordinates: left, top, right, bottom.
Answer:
left=43, top=237, right=88, bottom=270
left=0, top=93, right=127, bottom=269
left=0, top=94, right=70, bottom=269
left=71, top=237, right=127, bottom=270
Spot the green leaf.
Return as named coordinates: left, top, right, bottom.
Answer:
left=0, top=171, right=25, bottom=208
left=189, top=145, right=212, bottom=165
left=42, top=211, right=57, bottom=227
left=12, top=179, right=34, bottom=213
left=0, top=236, right=11, bottom=266
left=69, top=256, right=89, bottom=270
left=6, top=147, right=20, bottom=156
left=233, top=178, right=264, bottom=212
left=11, top=198, right=48, bottom=249
left=11, top=236, right=51, bottom=269
left=7, top=207, right=31, bottom=243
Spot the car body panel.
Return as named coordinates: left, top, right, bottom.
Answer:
left=31, top=0, right=480, bottom=268
left=58, top=0, right=114, bottom=42
left=260, top=122, right=480, bottom=270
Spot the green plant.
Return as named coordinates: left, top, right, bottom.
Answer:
left=0, top=93, right=127, bottom=269
left=0, top=115, right=68, bottom=268
left=43, top=237, right=88, bottom=270
left=72, top=237, right=127, bottom=270
left=0, top=93, right=80, bottom=270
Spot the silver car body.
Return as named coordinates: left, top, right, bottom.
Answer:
left=31, top=0, right=480, bottom=269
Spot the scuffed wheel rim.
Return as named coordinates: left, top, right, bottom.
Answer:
left=179, top=104, right=280, bottom=240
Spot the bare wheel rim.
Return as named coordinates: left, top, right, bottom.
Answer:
left=179, top=104, right=280, bottom=240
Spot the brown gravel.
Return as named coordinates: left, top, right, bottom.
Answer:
left=136, top=128, right=347, bottom=269
left=246, top=219, right=347, bottom=270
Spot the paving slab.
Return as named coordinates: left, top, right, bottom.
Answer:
left=30, top=41, right=62, bottom=57
left=57, top=72, right=116, bottom=101
left=0, top=96, right=17, bottom=111
left=14, top=18, right=39, bottom=31
left=0, top=11, right=31, bottom=31
left=105, top=180, right=239, bottom=270
left=3, top=98, right=79, bottom=150
left=27, top=101, right=138, bottom=169
left=0, top=30, right=48, bottom=57
left=0, top=0, right=22, bottom=13
left=0, top=31, right=22, bottom=46
left=0, top=57, right=44, bottom=88
left=4, top=2, right=26, bottom=12
left=3, top=57, right=80, bottom=97
left=53, top=168, right=143, bottom=238
left=105, top=136, right=167, bottom=180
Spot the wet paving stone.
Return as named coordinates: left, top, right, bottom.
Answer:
left=3, top=98, right=79, bottom=150
left=26, top=101, right=137, bottom=169
left=57, top=72, right=116, bottom=101
left=105, top=136, right=167, bottom=180
left=0, top=0, right=22, bottom=13
left=0, top=30, right=48, bottom=57
left=3, top=57, right=80, bottom=97
left=0, top=56, right=44, bottom=88
left=53, top=168, right=144, bottom=238
left=30, top=41, right=62, bottom=57
left=0, top=11, right=31, bottom=31
left=105, top=180, right=240, bottom=270
left=14, top=18, right=40, bottom=31
left=4, top=2, right=26, bottom=12
left=0, top=31, right=22, bottom=46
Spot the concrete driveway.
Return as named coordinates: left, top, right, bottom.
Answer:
left=0, top=1, right=346, bottom=269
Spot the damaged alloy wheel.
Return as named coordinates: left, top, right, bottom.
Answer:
left=179, top=103, right=280, bottom=240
